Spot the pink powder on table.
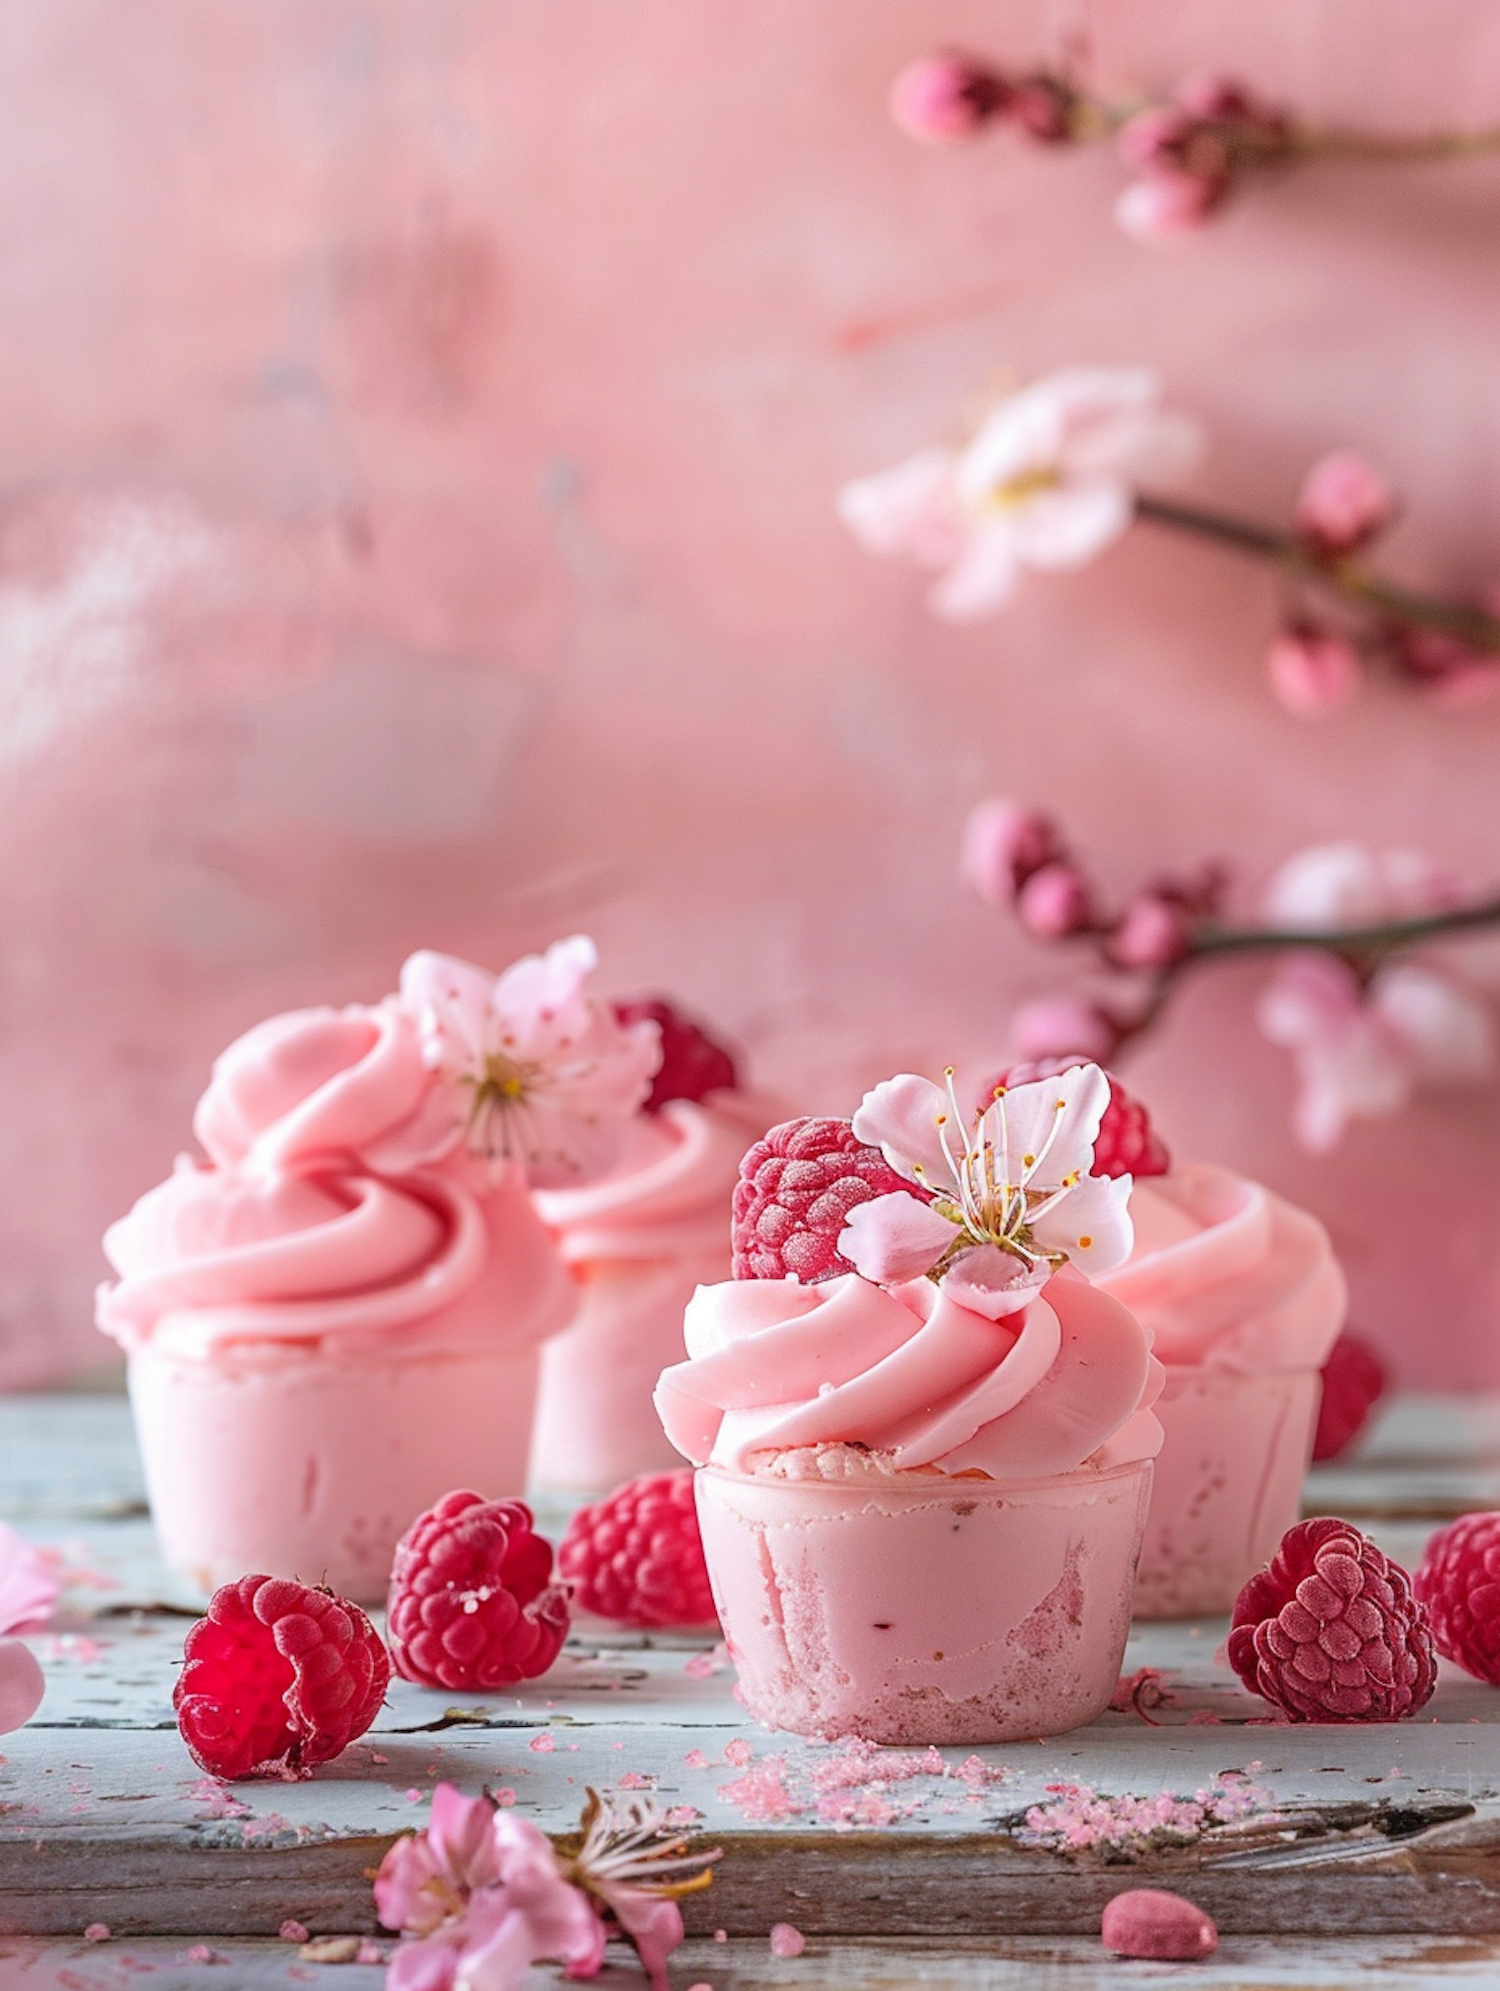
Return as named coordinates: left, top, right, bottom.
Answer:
left=1016, top=1773, right=1274, bottom=1858
left=723, top=1739, right=753, bottom=1767
left=717, top=1756, right=799, bottom=1823
left=769, top=1923, right=805, bottom=1958
left=188, top=1778, right=250, bottom=1821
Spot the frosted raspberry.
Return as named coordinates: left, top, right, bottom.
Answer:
left=731, top=1117, right=919, bottom=1283
left=386, top=1492, right=569, bottom=1691
left=1312, top=1330, right=1388, bottom=1462
left=558, top=1470, right=716, bottom=1628
left=989, top=1060, right=1169, bottom=1178
left=173, top=1576, right=389, bottom=1780
left=613, top=998, right=738, bottom=1113
left=1413, top=1512, right=1500, bottom=1684
left=1227, top=1518, right=1436, bottom=1723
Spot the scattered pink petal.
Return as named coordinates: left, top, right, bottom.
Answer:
left=278, top=1921, right=309, bottom=1944
left=769, top=1923, right=805, bottom=1959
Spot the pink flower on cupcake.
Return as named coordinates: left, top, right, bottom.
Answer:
left=400, top=938, right=661, bottom=1188
left=839, top=1063, right=1134, bottom=1320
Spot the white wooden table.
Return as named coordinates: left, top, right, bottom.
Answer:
left=4, top=1394, right=1500, bottom=1988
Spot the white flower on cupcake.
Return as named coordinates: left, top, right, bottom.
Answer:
left=399, top=937, right=661, bottom=1188
left=839, top=1063, right=1134, bottom=1319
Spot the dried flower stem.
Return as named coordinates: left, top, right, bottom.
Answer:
left=1134, top=494, right=1500, bottom=653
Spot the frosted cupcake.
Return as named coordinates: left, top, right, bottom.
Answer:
left=657, top=1064, right=1163, bottom=1744
left=97, top=938, right=659, bottom=1602
left=531, top=1000, right=779, bottom=1493
left=1002, top=1058, right=1345, bottom=1618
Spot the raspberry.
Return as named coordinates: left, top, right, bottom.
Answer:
left=173, top=1576, right=389, bottom=1780
left=387, top=1492, right=569, bottom=1691
left=558, top=1470, right=716, bottom=1628
left=1227, top=1518, right=1436, bottom=1723
left=613, top=997, right=738, bottom=1113
left=990, top=1059, right=1169, bottom=1177
left=1312, top=1330, right=1388, bottom=1461
left=731, top=1117, right=919, bottom=1283
left=1413, top=1513, right=1500, bottom=1684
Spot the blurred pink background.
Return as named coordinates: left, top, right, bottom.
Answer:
left=4, top=1, right=1500, bottom=1388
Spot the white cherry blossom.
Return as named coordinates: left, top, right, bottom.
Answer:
left=840, top=1063, right=1133, bottom=1319
left=837, top=367, right=1200, bottom=621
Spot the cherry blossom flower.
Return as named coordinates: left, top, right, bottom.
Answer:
left=837, top=368, right=1200, bottom=621
left=1294, top=452, right=1397, bottom=559
left=1257, top=844, right=1495, bottom=1150
left=376, top=1785, right=603, bottom=1991
left=561, top=1791, right=721, bottom=1991
left=0, top=1522, right=55, bottom=1735
left=399, top=939, right=661, bottom=1188
left=840, top=1063, right=1133, bottom=1318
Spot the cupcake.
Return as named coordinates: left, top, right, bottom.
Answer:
left=97, top=938, right=659, bottom=1602
left=656, top=1064, right=1163, bottom=1744
left=1001, top=1058, right=1346, bottom=1618
left=530, top=1000, right=779, bottom=1493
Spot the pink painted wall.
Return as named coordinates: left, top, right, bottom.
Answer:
left=4, top=1, right=1500, bottom=1387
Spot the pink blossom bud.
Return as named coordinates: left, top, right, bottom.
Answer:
left=1294, top=451, right=1397, bottom=558
left=1174, top=74, right=1260, bottom=123
left=1116, top=169, right=1222, bottom=242
left=1009, top=73, right=1077, bottom=144
left=1011, top=996, right=1121, bottom=1064
left=1116, top=105, right=1195, bottom=173
left=889, top=55, right=1009, bottom=143
left=960, top=798, right=1059, bottom=905
left=1107, top=892, right=1193, bottom=969
left=1266, top=625, right=1362, bottom=717
left=1016, top=861, right=1092, bottom=940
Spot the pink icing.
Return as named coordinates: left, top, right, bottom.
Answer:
left=1097, top=1163, right=1346, bottom=1370
left=655, top=1267, right=1162, bottom=1481
left=97, top=1004, right=574, bottom=1363
left=534, top=1092, right=775, bottom=1264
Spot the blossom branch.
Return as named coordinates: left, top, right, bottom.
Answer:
left=889, top=55, right=1500, bottom=241
left=964, top=806, right=1500, bottom=1149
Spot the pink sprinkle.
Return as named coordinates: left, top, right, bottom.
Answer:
left=713, top=1930, right=728, bottom=1942
left=405, top=1789, right=424, bottom=1803
left=723, top=1739, right=754, bottom=1767
left=530, top=1734, right=556, bottom=1754
left=278, top=1921, right=309, bottom=1944
left=493, top=1788, right=517, bottom=1807
left=769, top=1923, right=805, bottom=1959
left=717, top=1757, right=799, bottom=1824
left=84, top=1923, right=110, bottom=1943
left=370, top=1752, right=389, bottom=1765
left=684, top=1749, right=709, bottom=1769
left=184, top=1945, right=219, bottom=1965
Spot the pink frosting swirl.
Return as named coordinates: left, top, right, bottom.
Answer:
left=98, top=1003, right=574, bottom=1363
left=193, top=1001, right=454, bottom=1175
left=1096, top=1163, right=1345, bottom=1370
left=533, top=1093, right=777, bottom=1264
left=655, top=1267, right=1162, bottom=1481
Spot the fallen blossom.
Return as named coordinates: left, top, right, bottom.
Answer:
left=838, top=367, right=1199, bottom=621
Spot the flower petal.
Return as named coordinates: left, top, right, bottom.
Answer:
left=851, top=1074, right=957, bottom=1189
left=1029, top=1172, right=1135, bottom=1276
left=836, top=450, right=962, bottom=564
left=983, top=1063, right=1110, bottom=1193
left=1372, top=963, right=1496, bottom=1084
left=491, top=936, right=600, bottom=1062
left=1007, top=480, right=1132, bottom=570
left=928, top=522, right=1019, bottom=620
left=0, top=1523, right=57, bottom=1638
left=839, top=1192, right=958, bottom=1284
left=0, top=1638, right=44, bottom=1735
left=939, top=1244, right=1048, bottom=1320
